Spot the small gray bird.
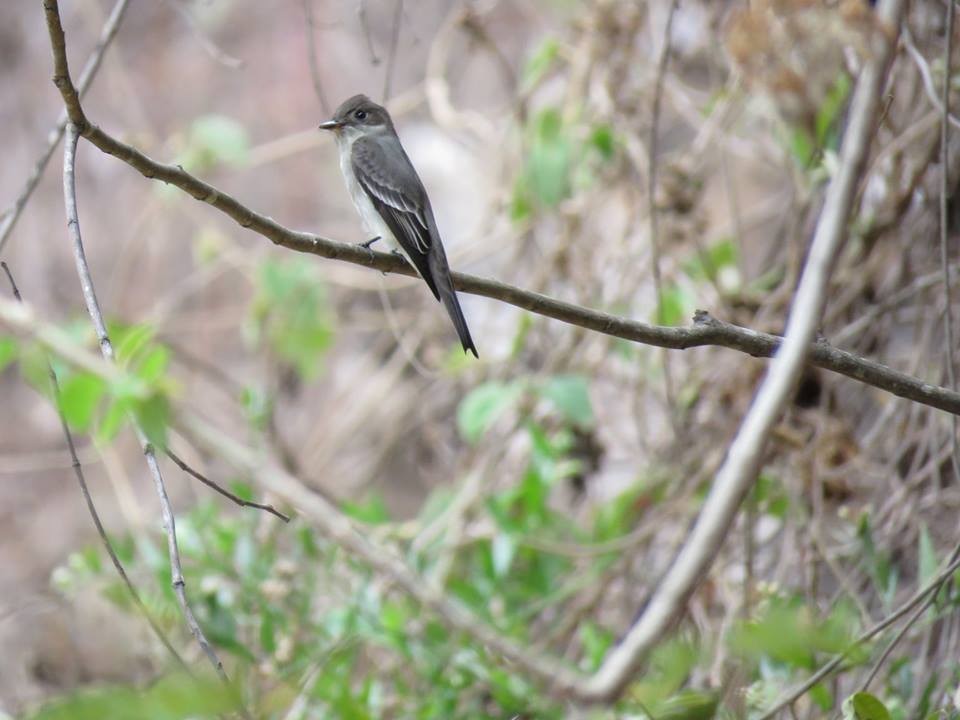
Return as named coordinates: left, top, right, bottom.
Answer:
left=319, top=94, right=478, bottom=358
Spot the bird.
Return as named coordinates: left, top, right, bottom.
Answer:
left=319, top=94, right=479, bottom=358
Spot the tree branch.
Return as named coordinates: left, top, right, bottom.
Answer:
left=0, top=0, right=130, bottom=255
left=166, top=448, right=291, bottom=522
left=29, top=104, right=960, bottom=417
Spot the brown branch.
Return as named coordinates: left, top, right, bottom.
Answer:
left=166, top=448, right=291, bottom=522
left=1, top=260, right=187, bottom=672
left=0, top=0, right=131, bottom=254
left=36, top=8, right=960, bottom=418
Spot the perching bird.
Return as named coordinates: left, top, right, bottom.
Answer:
left=319, top=94, right=478, bottom=358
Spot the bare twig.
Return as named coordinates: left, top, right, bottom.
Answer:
left=0, top=0, right=131, bottom=255
left=59, top=116, right=248, bottom=717
left=166, top=448, right=291, bottom=522
left=939, top=0, right=960, bottom=485
left=903, top=26, right=960, bottom=132
left=382, top=0, right=404, bottom=101
left=301, top=0, right=329, bottom=113
left=647, top=0, right=680, bottom=414
left=579, top=0, right=905, bottom=701
left=1, top=261, right=187, bottom=671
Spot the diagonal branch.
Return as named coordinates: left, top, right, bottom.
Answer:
left=38, top=3, right=960, bottom=418
left=0, top=0, right=131, bottom=254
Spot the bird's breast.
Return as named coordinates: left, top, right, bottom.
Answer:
left=336, top=141, right=399, bottom=252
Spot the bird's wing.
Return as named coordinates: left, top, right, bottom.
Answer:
left=351, top=135, right=440, bottom=300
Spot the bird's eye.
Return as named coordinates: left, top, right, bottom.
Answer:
left=354, top=110, right=368, bottom=121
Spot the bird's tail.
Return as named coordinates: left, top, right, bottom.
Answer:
left=438, top=284, right=478, bottom=358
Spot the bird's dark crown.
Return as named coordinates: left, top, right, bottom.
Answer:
left=330, top=94, right=392, bottom=128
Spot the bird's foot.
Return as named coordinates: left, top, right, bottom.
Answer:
left=360, top=236, right=381, bottom=250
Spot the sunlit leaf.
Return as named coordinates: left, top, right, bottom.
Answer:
left=658, top=285, right=693, bottom=326
left=457, top=380, right=523, bottom=443
left=846, top=691, right=892, bottom=720
left=522, top=37, right=560, bottom=90
left=59, top=372, right=106, bottom=431
left=0, top=336, right=16, bottom=373
left=342, top=494, right=391, bottom=525
left=538, top=374, right=593, bottom=428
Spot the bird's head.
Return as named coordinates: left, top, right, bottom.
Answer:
left=318, top=95, right=392, bottom=138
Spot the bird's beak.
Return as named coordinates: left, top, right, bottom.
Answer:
left=318, top=119, right=342, bottom=131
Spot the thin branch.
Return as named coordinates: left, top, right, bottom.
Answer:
left=59, top=116, right=249, bottom=717
left=382, top=0, right=404, bottom=101
left=1, top=261, right=187, bottom=672
left=36, top=2, right=960, bottom=421
left=647, top=0, right=680, bottom=413
left=24, top=123, right=960, bottom=418
left=166, top=448, right=291, bottom=522
left=939, top=0, right=960, bottom=485
left=579, top=0, right=906, bottom=701
left=903, top=26, right=960, bottom=132
left=0, top=0, right=131, bottom=255
left=301, top=0, right=329, bottom=113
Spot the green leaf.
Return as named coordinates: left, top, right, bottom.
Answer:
left=918, top=524, right=938, bottom=588
left=96, top=397, right=132, bottom=443
left=527, top=108, right=571, bottom=207
left=59, top=372, right=106, bottom=431
left=538, top=375, right=593, bottom=428
left=136, top=345, right=170, bottom=385
left=0, top=336, right=16, bottom=373
left=133, top=393, right=170, bottom=450
left=848, top=691, right=892, bottom=720
left=729, top=597, right=855, bottom=668
left=522, top=37, right=559, bottom=90
left=588, top=124, right=616, bottom=161
left=113, top=323, right=155, bottom=366
left=658, top=285, right=693, bottom=326
left=250, top=257, right=335, bottom=381
left=457, top=381, right=523, bottom=443
left=342, top=494, right=391, bottom=524
left=683, top=238, right=738, bottom=282
left=816, top=73, right=851, bottom=148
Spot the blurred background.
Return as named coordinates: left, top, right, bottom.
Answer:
left=2, top=0, right=960, bottom=717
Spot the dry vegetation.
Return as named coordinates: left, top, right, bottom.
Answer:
left=1, top=0, right=960, bottom=718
